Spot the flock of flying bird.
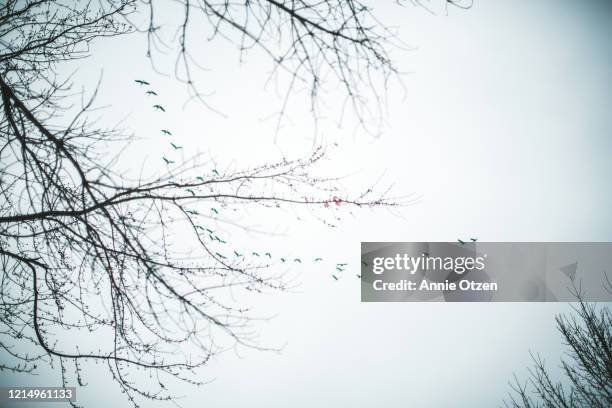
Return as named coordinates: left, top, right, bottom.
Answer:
left=135, top=79, right=181, bottom=165
left=421, top=238, right=479, bottom=257
left=457, top=238, right=478, bottom=245
left=134, top=79, right=353, bottom=280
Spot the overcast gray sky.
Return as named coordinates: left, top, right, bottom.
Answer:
left=3, top=1, right=612, bottom=407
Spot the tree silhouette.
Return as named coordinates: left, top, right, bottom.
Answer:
left=504, top=282, right=612, bottom=408
left=0, top=0, right=464, bottom=406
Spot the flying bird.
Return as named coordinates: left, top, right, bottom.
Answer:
left=234, top=250, right=243, bottom=257
left=265, top=252, right=271, bottom=258
left=145, top=90, right=157, bottom=96
left=314, top=258, right=323, bottom=262
left=356, top=274, right=361, bottom=278
left=162, top=157, right=174, bottom=164
left=470, top=238, right=478, bottom=242
left=212, top=169, right=220, bottom=176
left=458, top=239, right=466, bottom=245
left=196, top=176, right=205, bottom=182
left=211, top=208, right=219, bottom=214
left=134, top=79, right=150, bottom=86
left=186, top=188, right=196, bottom=196
left=294, top=258, right=301, bottom=263
left=170, top=142, right=182, bottom=150
left=153, top=104, right=165, bottom=112
left=331, top=274, right=339, bottom=281
left=161, top=129, right=172, bottom=136
left=252, top=252, right=260, bottom=257
left=336, top=266, right=344, bottom=272
left=361, top=260, right=369, bottom=266
left=280, top=258, right=286, bottom=262
left=215, top=252, right=227, bottom=259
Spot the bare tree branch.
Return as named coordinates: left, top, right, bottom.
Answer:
left=504, top=283, right=612, bottom=408
left=0, top=1, right=435, bottom=405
